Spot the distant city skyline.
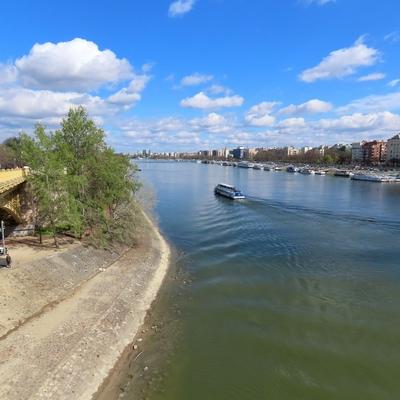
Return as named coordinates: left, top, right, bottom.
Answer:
left=0, top=0, right=399, bottom=151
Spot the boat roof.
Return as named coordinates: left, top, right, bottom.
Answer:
left=217, top=183, right=236, bottom=189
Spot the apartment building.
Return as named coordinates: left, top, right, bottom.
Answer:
left=387, top=134, right=400, bottom=161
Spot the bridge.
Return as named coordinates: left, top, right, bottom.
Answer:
left=0, top=168, right=28, bottom=226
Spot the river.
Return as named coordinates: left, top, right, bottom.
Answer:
left=124, top=161, right=400, bottom=400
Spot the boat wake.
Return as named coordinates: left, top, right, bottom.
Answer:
left=244, top=195, right=400, bottom=232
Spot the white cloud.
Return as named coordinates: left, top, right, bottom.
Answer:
left=299, top=37, right=380, bottom=83
left=0, top=38, right=151, bottom=141
left=337, top=92, right=400, bottom=114
left=279, top=99, right=333, bottom=115
left=317, top=111, right=400, bottom=132
left=15, top=38, right=133, bottom=91
left=245, top=101, right=278, bottom=126
left=384, top=31, right=400, bottom=43
left=0, top=87, right=114, bottom=121
left=0, top=64, right=17, bottom=85
left=110, top=106, right=400, bottom=152
left=302, top=0, right=335, bottom=5
left=107, top=74, right=151, bottom=106
left=168, top=0, right=196, bottom=17
left=388, top=79, right=400, bottom=88
left=181, top=91, right=244, bottom=109
left=207, top=84, right=232, bottom=95
left=118, top=118, right=203, bottom=148
left=190, top=112, right=230, bottom=133
left=181, top=73, right=213, bottom=86
left=357, top=73, right=385, bottom=82
left=277, top=117, right=306, bottom=129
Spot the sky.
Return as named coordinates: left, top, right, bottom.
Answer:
left=0, top=0, right=399, bottom=152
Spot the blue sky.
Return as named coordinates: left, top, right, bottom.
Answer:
left=0, top=0, right=399, bottom=152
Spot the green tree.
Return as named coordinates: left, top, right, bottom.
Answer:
left=19, top=107, right=141, bottom=247
left=323, top=154, right=334, bottom=164
left=20, top=125, right=72, bottom=247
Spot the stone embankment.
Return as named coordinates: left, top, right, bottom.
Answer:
left=0, top=214, right=170, bottom=400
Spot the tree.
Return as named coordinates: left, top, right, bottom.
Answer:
left=323, top=154, right=334, bottom=164
left=20, top=125, right=72, bottom=247
left=19, top=107, right=141, bottom=247
left=0, top=137, right=22, bottom=168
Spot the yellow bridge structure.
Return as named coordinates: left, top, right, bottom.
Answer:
left=0, top=168, right=28, bottom=224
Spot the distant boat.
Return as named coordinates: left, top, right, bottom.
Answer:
left=253, top=164, right=263, bottom=170
left=299, top=168, right=315, bottom=175
left=214, top=183, right=246, bottom=200
left=238, top=162, right=251, bottom=168
left=351, top=173, right=382, bottom=182
left=350, top=173, right=399, bottom=182
left=263, top=165, right=271, bottom=171
left=286, top=166, right=298, bottom=173
left=274, top=166, right=283, bottom=171
left=334, top=170, right=353, bottom=178
left=315, top=170, right=326, bottom=175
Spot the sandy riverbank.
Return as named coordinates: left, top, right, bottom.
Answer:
left=0, top=212, right=170, bottom=400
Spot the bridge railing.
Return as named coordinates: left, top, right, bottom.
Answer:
left=0, top=168, right=28, bottom=195
left=0, top=168, right=28, bottom=181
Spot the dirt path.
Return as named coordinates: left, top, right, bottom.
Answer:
left=0, top=215, right=170, bottom=400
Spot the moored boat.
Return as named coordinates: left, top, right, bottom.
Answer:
left=299, top=168, right=315, bottom=175
left=286, top=165, right=298, bottom=173
left=253, top=164, right=263, bottom=170
left=238, top=161, right=251, bottom=168
left=351, top=173, right=391, bottom=182
left=214, top=183, right=246, bottom=199
left=334, top=170, right=353, bottom=178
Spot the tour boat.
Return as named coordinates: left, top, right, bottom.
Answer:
left=214, top=183, right=246, bottom=199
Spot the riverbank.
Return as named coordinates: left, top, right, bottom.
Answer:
left=0, top=212, right=170, bottom=400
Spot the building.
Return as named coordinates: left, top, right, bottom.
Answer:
left=300, top=146, right=312, bottom=154
left=387, top=134, right=400, bottom=162
left=232, top=147, right=246, bottom=159
left=244, top=148, right=258, bottom=159
left=351, top=142, right=364, bottom=162
left=221, top=148, right=230, bottom=159
left=141, top=149, right=152, bottom=158
left=317, top=145, right=328, bottom=156
left=198, top=150, right=211, bottom=158
left=363, top=140, right=387, bottom=164
left=285, top=146, right=299, bottom=156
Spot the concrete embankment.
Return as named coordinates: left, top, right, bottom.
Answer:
left=0, top=214, right=170, bottom=400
